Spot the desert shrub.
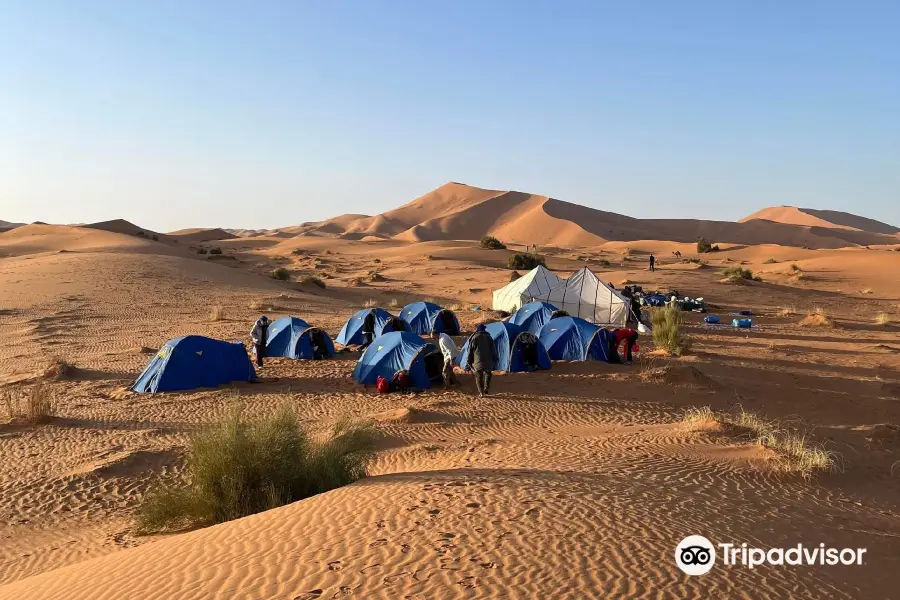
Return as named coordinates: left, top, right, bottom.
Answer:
left=300, top=275, right=327, bottom=289
left=681, top=406, right=838, bottom=478
left=136, top=230, right=146, bottom=237
left=875, top=312, right=891, bottom=326
left=777, top=306, right=796, bottom=317
left=363, top=299, right=378, bottom=308
left=197, top=248, right=208, bottom=255
left=507, top=253, right=545, bottom=270
left=423, top=254, right=435, bottom=261
left=136, top=407, right=377, bottom=533
left=722, top=266, right=755, bottom=282
left=479, top=236, right=506, bottom=250
left=389, top=298, right=399, bottom=308
left=789, top=263, right=801, bottom=272
left=43, top=356, right=74, bottom=379
left=697, top=238, right=712, bottom=253
left=599, top=259, right=611, bottom=267
left=800, top=307, right=834, bottom=327
left=861, top=288, right=873, bottom=295
left=209, top=247, right=223, bottom=255
left=650, top=304, right=690, bottom=356
left=763, top=258, right=777, bottom=264
left=209, top=305, right=226, bottom=321
left=895, top=247, right=900, bottom=252
left=271, top=267, right=290, bottom=281
left=248, top=299, right=276, bottom=311
left=369, top=271, right=385, bottom=282
left=3, top=383, right=56, bottom=424
left=622, top=247, right=633, bottom=256
left=152, top=235, right=159, bottom=241
left=291, top=248, right=306, bottom=256
left=509, top=270, right=522, bottom=282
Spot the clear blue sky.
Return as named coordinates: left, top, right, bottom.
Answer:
left=3, top=1, right=898, bottom=231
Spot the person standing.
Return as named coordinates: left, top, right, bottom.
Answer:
left=466, top=324, right=499, bottom=397
left=360, top=311, right=376, bottom=350
left=435, top=332, right=459, bottom=388
left=649, top=254, right=656, bottom=272
left=250, top=316, right=270, bottom=368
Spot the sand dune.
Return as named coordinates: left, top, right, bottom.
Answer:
left=742, top=206, right=900, bottom=235
left=0, top=220, right=24, bottom=233
left=297, top=183, right=899, bottom=250
left=166, top=228, right=238, bottom=243
left=0, top=224, right=181, bottom=257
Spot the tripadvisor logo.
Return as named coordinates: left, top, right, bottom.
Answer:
left=675, top=536, right=867, bottom=575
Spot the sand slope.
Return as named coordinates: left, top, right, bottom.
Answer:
left=166, top=228, right=239, bottom=243
left=297, top=183, right=900, bottom=249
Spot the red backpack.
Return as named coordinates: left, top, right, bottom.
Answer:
left=376, top=376, right=390, bottom=394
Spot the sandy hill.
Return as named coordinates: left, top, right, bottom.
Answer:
left=79, top=219, right=172, bottom=243
left=166, top=228, right=238, bottom=243
left=741, top=206, right=900, bottom=235
left=294, top=183, right=899, bottom=249
left=0, top=220, right=24, bottom=233
left=0, top=223, right=185, bottom=257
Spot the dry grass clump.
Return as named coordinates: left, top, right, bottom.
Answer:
left=368, top=271, right=386, bottom=282
left=271, top=267, right=291, bottom=281
left=875, top=312, right=892, bottom=326
left=681, top=406, right=837, bottom=478
left=789, top=263, right=801, bottom=272
left=423, top=254, right=435, bottom=261
left=300, top=275, right=327, bottom=289
left=763, top=258, right=778, bottom=264
left=650, top=304, right=691, bottom=356
left=800, top=307, right=834, bottom=327
left=722, top=266, right=760, bottom=283
left=448, top=303, right=464, bottom=311
left=2, top=383, right=57, bottom=424
left=509, top=270, right=522, bottom=282
left=136, top=407, right=377, bottom=534
left=777, top=306, right=796, bottom=317
left=861, top=288, right=873, bottom=295
left=389, top=298, right=400, bottom=308
left=43, top=356, right=74, bottom=379
left=248, top=299, right=277, bottom=311
left=363, top=298, right=378, bottom=308
left=209, top=305, right=227, bottom=321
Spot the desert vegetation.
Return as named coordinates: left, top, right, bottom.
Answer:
left=507, top=253, right=545, bottom=270
left=271, top=267, right=290, bottom=281
left=650, top=304, right=690, bottom=356
left=479, top=236, right=506, bottom=250
left=2, top=383, right=57, bottom=425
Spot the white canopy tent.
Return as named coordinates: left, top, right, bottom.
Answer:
left=492, top=265, right=564, bottom=313
left=533, top=267, right=629, bottom=326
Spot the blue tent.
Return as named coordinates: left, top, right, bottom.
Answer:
left=510, top=301, right=559, bottom=334
left=336, top=308, right=401, bottom=346
left=537, top=317, right=614, bottom=362
left=265, top=316, right=335, bottom=359
left=456, top=321, right=552, bottom=373
left=133, top=336, right=256, bottom=393
left=352, top=331, right=440, bottom=389
left=400, top=301, right=460, bottom=335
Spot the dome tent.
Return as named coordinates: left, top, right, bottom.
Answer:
left=492, top=265, right=564, bottom=313
left=352, top=331, right=443, bottom=389
left=533, top=267, right=629, bottom=326
left=133, top=336, right=256, bottom=393
left=509, top=301, right=559, bottom=334
left=336, top=308, right=403, bottom=346
left=265, top=316, right=335, bottom=359
left=456, top=321, right=552, bottom=373
left=399, top=301, right=460, bottom=336
left=537, top=317, right=614, bottom=362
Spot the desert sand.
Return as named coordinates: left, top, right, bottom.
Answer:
left=1, top=185, right=899, bottom=599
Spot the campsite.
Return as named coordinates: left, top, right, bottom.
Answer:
left=1, top=192, right=899, bottom=598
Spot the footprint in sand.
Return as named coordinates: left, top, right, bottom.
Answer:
left=457, top=576, right=478, bottom=589
left=465, top=502, right=480, bottom=508
left=327, top=561, right=343, bottom=571
left=332, top=585, right=359, bottom=598
left=293, top=590, right=323, bottom=600
left=525, top=507, right=541, bottom=517
left=401, top=543, right=411, bottom=554
left=369, top=539, right=388, bottom=548
left=428, top=509, right=441, bottom=515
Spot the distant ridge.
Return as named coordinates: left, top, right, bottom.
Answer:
left=167, top=228, right=238, bottom=243
left=282, top=183, right=899, bottom=250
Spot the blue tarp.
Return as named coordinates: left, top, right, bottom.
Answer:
left=733, top=318, right=753, bottom=328
left=457, top=321, right=552, bottom=373
left=704, top=315, right=721, bottom=324
left=133, top=336, right=256, bottom=393
left=399, top=301, right=460, bottom=335
left=537, top=317, right=613, bottom=362
left=336, top=308, right=397, bottom=346
left=509, top=301, right=559, bottom=334
left=265, top=316, right=335, bottom=359
left=352, top=331, right=437, bottom=389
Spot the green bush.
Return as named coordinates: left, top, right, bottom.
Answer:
left=271, top=267, right=290, bottom=280
left=479, top=236, right=506, bottom=250
left=722, top=266, right=755, bottom=282
left=136, top=407, right=377, bottom=533
left=697, top=238, right=720, bottom=253
left=651, top=304, right=690, bottom=356
left=301, top=275, right=327, bottom=289
left=507, top=253, right=546, bottom=270
left=599, top=259, right=611, bottom=267
left=209, top=247, right=223, bottom=255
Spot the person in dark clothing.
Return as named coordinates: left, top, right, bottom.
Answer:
left=360, top=311, right=376, bottom=350
left=250, top=316, right=270, bottom=367
left=466, top=324, right=499, bottom=397
left=649, top=254, right=656, bottom=272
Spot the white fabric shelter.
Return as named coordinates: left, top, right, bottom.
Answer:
left=492, top=265, right=564, bottom=313
left=533, top=267, right=629, bottom=326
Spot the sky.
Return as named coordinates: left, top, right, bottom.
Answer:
left=2, top=1, right=899, bottom=232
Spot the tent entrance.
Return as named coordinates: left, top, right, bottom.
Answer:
left=309, top=329, right=330, bottom=360
left=423, top=348, right=445, bottom=385
left=516, top=332, right=540, bottom=371
left=438, top=310, right=459, bottom=335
